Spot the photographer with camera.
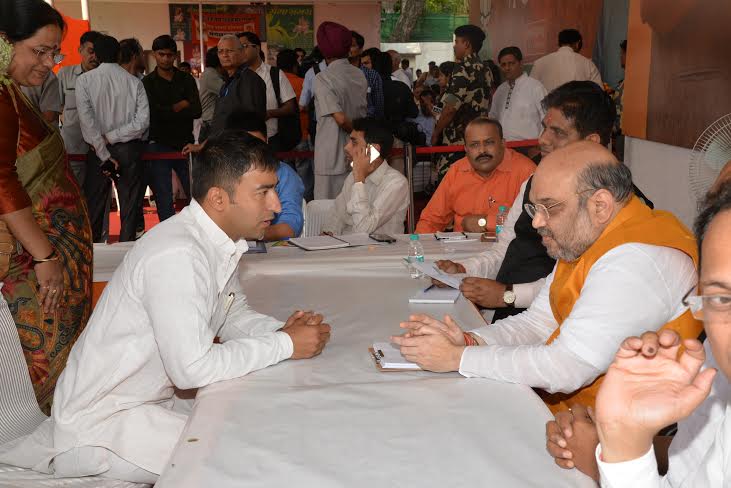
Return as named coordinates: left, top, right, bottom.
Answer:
left=77, top=34, right=150, bottom=243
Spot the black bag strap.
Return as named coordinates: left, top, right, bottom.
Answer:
left=270, top=66, right=282, bottom=106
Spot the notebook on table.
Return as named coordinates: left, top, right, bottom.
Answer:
left=289, top=235, right=351, bottom=251
left=369, top=342, right=421, bottom=371
left=409, top=286, right=460, bottom=304
left=435, top=231, right=466, bottom=240
left=289, top=233, right=390, bottom=251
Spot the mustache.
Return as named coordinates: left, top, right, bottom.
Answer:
left=476, top=153, right=493, bottom=160
left=537, top=227, right=554, bottom=239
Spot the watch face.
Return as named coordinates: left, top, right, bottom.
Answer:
left=503, top=290, right=516, bottom=304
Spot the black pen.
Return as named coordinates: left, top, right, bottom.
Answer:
left=423, top=284, right=435, bottom=293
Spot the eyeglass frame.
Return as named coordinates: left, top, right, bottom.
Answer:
left=217, top=48, right=242, bottom=56
left=524, top=188, right=597, bottom=221
left=682, top=287, right=731, bottom=320
left=240, top=43, right=260, bottom=50
left=32, top=46, right=65, bottom=66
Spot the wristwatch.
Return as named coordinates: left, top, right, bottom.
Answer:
left=503, top=284, right=516, bottom=307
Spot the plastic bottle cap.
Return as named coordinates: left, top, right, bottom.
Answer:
left=410, top=234, right=419, bottom=241
left=499, top=206, right=507, bottom=212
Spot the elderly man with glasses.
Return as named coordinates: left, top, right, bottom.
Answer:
left=391, top=141, right=703, bottom=415
left=206, top=34, right=266, bottom=141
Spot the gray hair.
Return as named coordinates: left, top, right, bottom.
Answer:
left=387, top=49, right=401, bottom=63
left=218, top=34, right=242, bottom=48
left=576, top=161, right=633, bottom=206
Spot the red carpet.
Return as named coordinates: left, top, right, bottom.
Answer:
left=106, top=200, right=188, bottom=243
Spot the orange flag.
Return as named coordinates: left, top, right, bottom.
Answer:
left=55, top=15, right=91, bottom=73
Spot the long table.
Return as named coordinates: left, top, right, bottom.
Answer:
left=146, top=237, right=592, bottom=488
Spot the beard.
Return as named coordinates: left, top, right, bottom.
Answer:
left=538, top=208, right=597, bottom=262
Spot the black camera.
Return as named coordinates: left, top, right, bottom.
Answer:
left=100, top=160, right=121, bottom=182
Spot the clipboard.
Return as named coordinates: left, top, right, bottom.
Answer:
left=368, top=346, right=422, bottom=372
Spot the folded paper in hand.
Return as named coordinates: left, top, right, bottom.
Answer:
left=410, top=260, right=466, bottom=289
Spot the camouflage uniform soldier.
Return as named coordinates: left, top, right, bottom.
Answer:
left=432, top=25, right=493, bottom=183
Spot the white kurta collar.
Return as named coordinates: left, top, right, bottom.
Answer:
left=189, top=199, right=249, bottom=267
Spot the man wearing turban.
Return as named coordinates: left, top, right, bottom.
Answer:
left=312, top=21, right=368, bottom=199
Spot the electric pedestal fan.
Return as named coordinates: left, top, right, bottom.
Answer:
left=689, top=114, right=731, bottom=205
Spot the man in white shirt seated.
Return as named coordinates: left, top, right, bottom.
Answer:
left=530, top=29, right=602, bottom=92
left=391, top=141, right=702, bottom=415
left=322, top=118, right=408, bottom=236
left=544, top=183, right=731, bottom=486
left=435, top=81, right=652, bottom=323
left=488, top=46, right=547, bottom=142
left=0, top=135, right=331, bottom=484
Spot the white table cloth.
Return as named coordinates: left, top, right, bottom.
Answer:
left=151, top=236, right=592, bottom=488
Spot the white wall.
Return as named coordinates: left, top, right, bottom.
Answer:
left=313, top=3, right=381, bottom=52
left=380, top=42, right=454, bottom=73
left=625, top=136, right=697, bottom=229
left=56, top=2, right=170, bottom=50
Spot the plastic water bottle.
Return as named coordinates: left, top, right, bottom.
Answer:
left=407, top=234, right=425, bottom=278
left=495, top=206, right=508, bottom=241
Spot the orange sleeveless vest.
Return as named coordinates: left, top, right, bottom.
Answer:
left=538, top=196, right=703, bottom=414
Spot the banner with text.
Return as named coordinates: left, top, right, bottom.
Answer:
left=169, top=4, right=266, bottom=45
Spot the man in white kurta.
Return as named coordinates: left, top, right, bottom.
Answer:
left=322, top=118, right=408, bottom=236
left=488, top=46, right=546, bottom=142
left=0, top=135, right=330, bottom=484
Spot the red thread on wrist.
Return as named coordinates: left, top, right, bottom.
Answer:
left=463, top=332, right=477, bottom=346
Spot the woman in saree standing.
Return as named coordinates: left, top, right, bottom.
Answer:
left=0, top=1, right=93, bottom=414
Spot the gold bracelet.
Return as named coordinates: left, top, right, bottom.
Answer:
left=33, top=248, right=58, bottom=263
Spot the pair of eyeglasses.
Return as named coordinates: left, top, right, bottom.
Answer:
left=32, top=47, right=64, bottom=65
left=682, top=287, right=731, bottom=321
left=524, top=189, right=596, bottom=221
left=240, top=44, right=259, bottom=50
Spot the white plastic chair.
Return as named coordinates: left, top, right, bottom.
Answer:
left=300, top=198, right=307, bottom=237
left=303, top=200, right=335, bottom=237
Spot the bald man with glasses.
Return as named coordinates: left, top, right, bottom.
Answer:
left=392, top=141, right=702, bottom=415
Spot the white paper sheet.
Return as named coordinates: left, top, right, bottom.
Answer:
left=411, top=260, right=466, bottom=289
